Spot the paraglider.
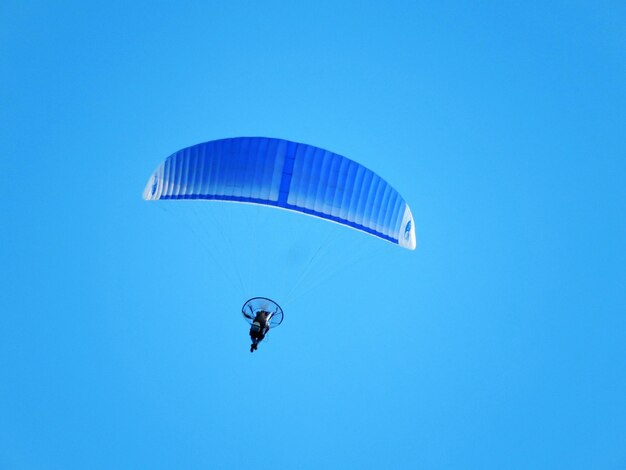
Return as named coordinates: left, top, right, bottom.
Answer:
left=241, top=297, right=284, bottom=352
left=143, top=137, right=416, bottom=250
left=143, top=136, right=414, bottom=351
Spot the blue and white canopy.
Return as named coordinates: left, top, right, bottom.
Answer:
left=143, top=137, right=416, bottom=250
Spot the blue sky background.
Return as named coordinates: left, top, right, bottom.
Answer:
left=2, top=1, right=625, bottom=468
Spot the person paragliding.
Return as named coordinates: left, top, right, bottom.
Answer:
left=247, top=310, right=270, bottom=351
left=143, top=136, right=416, bottom=354
left=242, top=298, right=284, bottom=352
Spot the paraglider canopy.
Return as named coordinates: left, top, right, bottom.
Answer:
left=143, top=137, right=416, bottom=250
left=242, top=297, right=284, bottom=328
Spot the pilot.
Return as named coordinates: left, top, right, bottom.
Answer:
left=249, top=310, right=270, bottom=352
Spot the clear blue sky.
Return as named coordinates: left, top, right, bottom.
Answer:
left=2, top=1, right=625, bottom=469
